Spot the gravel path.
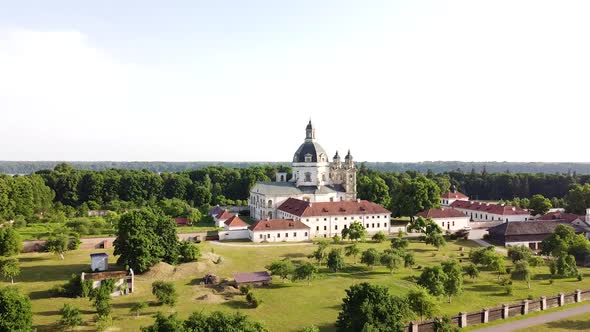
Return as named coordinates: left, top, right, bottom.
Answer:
left=473, top=304, right=590, bottom=332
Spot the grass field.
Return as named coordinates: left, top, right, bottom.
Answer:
left=4, top=238, right=590, bottom=331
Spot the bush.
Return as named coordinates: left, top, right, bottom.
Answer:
left=527, top=294, right=534, bottom=300
left=246, top=291, right=261, bottom=308
left=371, top=231, right=386, bottom=243
left=332, top=235, right=342, bottom=244
left=59, top=303, right=83, bottom=329
left=152, top=281, right=177, bottom=307
left=578, top=273, right=584, bottom=281
left=95, top=314, right=112, bottom=331
left=178, top=241, right=201, bottom=263
left=505, top=285, right=513, bottom=295
left=239, top=285, right=252, bottom=295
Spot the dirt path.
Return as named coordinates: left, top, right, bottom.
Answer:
left=209, top=241, right=314, bottom=247
left=473, top=304, right=590, bottom=332
left=471, top=238, right=508, bottom=254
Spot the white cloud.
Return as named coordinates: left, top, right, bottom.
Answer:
left=1, top=1, right=590, bottom=162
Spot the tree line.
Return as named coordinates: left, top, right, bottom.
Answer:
left=3, top=162, right=590, bottom=224
left=4, top=160, right=590, bottom=175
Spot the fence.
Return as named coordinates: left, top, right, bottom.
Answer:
left=21, top=232, right=208, bottom=253
left=407, top=289, right=586, bottom=331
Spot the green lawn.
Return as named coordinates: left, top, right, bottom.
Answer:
left=5, top=239, right=590, bottom=331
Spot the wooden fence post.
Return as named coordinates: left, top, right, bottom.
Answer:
left=482, top=309, right=489, bottom=323
left=540, top=296, right=547, bottom=310
left=409, top=321, right=419, bottom=332
left=576, top=289, right=582, bottom=303
left=558, top=293, right=565, bottom=306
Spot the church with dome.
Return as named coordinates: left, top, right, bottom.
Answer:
left=249, top=120, right=357, bottom=220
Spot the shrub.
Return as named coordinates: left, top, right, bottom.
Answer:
left=95, top=314, right=112, bottom=331
left=246, top=291, right=261, bottom=308
left=527, top=294, right=534, bottom=300
left=178, top=241, right=201, bottom=263
left=578, top=273, right=584, bottom=281
left=239, top=285, right=252, bottom=295
left=59, top=303, right=83, bottom=329
left=505, top=285, right=513, bottom=295
left=152, top=281, right=178, bottom=307
left=372, top=231, right=387, bottom=243
left=433, top=315, right=459, bottom=332
left=332, top=235, right=342, bottom=244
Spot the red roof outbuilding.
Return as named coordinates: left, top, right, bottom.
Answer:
left=278, top=198, right=390, bottom=217
left=416, top=208, right=469, bottom=219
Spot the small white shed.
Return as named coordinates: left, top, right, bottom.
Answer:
left=90, top=253, right=109, bottom=272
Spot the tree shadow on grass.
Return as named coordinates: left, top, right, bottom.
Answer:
left=268, top=283, right=292, bottom=289
left=33, top=323, right=59, bottom=332
left=282, top=252, right=307, bottom=258
left=545, top=319, right=590, bottom=330
left=112, top=302, right=135, bottom=309
left=18, top=264, right=88, bottom=282
left=223, top=300, right=250, bottom=310
left=466, top=284, right=502, bottom=293
left=532, top=273, right=552, bottom=281
left=18, top=256, right=47, bottom=263
left=28, top=289, right=53, bottom=300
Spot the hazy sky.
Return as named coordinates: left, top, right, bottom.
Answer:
left=1, top=1, right=589, bottom=162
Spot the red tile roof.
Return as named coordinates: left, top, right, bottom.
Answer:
left=416, top=208, right=469, bottom=219
left=224, top=215, right=249, bottom=228
left=216, top=210, right=234, bottom=220
left=537, top=212, right=583, bottom=222
left=250, top=219, right=310, bottom=231
left=174, top=218, right=189, bottom=225
left=278, top=198, right=391, bottom=217
left=440, top=191, right=469, bottom=199
left=450, top=200, right=530, bottom=216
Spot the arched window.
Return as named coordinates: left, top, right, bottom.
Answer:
left=321, top=173, right=326, bottom=181
left=305, top=172, right=312, bottom=182
left=267, top=211, right=273, bottom=219
left=267, top=200, right=273, bottom=208
left=280, top=174, right=285, bottom=182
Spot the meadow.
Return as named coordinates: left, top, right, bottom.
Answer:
left=4, top=238, right=590, bottom=331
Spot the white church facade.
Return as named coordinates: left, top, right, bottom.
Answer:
left=249, top=121, right=357, bottom=220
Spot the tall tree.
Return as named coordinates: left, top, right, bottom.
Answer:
left=441, top=260, right=463, bottom=303
left=361, top=248, right=380, bottom=270
left=511, top=260, right=532, bottom=289
left=565, top=184, right=590, bottom=215
left=0, top=258, right=20, bottom=284
left=0, top=227, right=22, bottom=257
left=293, top=262, right=318, bottom=285
left=267, top=260, right=295, bottom=282
left=336, top=282, right=412, bottom=332
left=528, top=194, right=552, bottom=216
left=407, top=287, right=439, bottom=322
left=327, top=248, right=345, bottom=272
left=0, top=286, right=33, bottom=332
left=417, top=266, right=447, bottom=297
left=344, top=243, right=361, bottom=264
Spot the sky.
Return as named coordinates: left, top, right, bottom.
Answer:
left=0, top=0, right=589, bottom=163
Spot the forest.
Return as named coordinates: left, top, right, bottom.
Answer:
left=2, top=163, right=590, bottom=225
left=3, top=161, right=590, bottom=175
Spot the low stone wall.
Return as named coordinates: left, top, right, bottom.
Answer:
left=407, top=289, right=586, bottom=331
left=22, top=232, right=209, bottom=253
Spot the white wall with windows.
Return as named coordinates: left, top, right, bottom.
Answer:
left=277, top=210, right=392, bottom=238
left=453, top=208, right=530, bottom=222
left=249, top=229, right=310, bottom=243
